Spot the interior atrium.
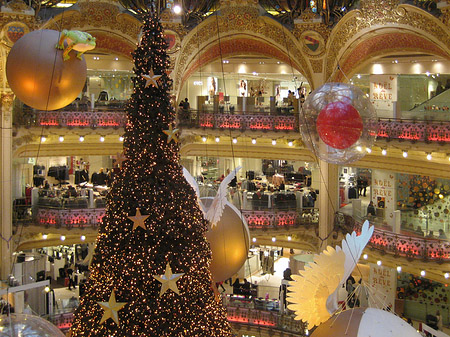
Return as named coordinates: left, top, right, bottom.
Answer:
left=2, top=0, right=450, bottom=336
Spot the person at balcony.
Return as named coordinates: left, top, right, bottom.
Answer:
left=92, top=168, right=107, bottom=186
left=439, top=229, right=447, bottom=240
left=367, top=201, right=376, bottom=217
left=43, top=180, right=50, bottom=190
left=241, top=279, right=251, bottom=296
left=232, top=278, right=241, bottom=295
left=178, top=98, right=190, bottom=123
left=426, top=230, right=435, bottom=239
left=437, top=310, right=443, bottom=330
left=415, top=226, right=424, bottom=237
left=65, top=185, right=78, bottom=198
left=66, top=264, right=76, bottom=290
left=287, top=90, right=294, bottom=106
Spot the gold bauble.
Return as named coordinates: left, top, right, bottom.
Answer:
left=6, top=30, right=87, bottom=111
left=202, top=197, right=250, bottom=282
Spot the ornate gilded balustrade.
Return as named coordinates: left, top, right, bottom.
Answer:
left=16, top=110, right=450, bottom=144
left=352, top=217, right=450, bottom=261
left=242, top=209, right=319, bottom=229
left=34, top=208, right=105, bottom=229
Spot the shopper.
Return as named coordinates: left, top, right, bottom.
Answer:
left=367, top=201, right=376, bottom=217
left=439, top=229, right=447, bottom=240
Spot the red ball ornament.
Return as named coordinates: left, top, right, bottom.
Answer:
left=316, top=101, right=363, bottom=149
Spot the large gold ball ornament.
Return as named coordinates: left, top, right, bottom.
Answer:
left=202, top=197, right=250, bottom=282
left=6, top=29, right=87, bottom=111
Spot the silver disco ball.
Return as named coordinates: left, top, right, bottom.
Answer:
left=0, top=313, right=65, bottom=337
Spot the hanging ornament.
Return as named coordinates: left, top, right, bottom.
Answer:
left=300, top=82, right=377, bottom=164
left=142, top=68, right=162, bottom=88
left=97, top=290, right=127, bottom=326
left=163, top=124, right=179, bottom=143
left=153, top=263, right=184, bottom=297
left=128, top=208, right=149, bottom=231
left=6, top=30, right=88, bottom=111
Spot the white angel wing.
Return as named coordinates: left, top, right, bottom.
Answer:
left=182, top=167, right=206, bottom=216
left=326, top=220, right=374, bottom=314
left=287, top=246, right=346, bottom=329
left=205, top=166, right=242, bottom=227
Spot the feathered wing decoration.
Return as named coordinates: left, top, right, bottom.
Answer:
left=287, top=246, right=346, bottom=329
left=326, top=220, right=374, bottom=314
left=182, top=167, right=206, bottom=216
left=205, top=166, right=242, bottom=227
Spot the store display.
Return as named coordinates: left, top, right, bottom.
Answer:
left=300, top=82, right=377, bottom=164
left=6, top=29, right=87, bottom=111
left=311, top=307, right=420, bottom=337
left=203, top=197, right=250, bottom=282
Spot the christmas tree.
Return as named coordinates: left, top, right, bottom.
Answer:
left=69, top=13, right=232, bottom=336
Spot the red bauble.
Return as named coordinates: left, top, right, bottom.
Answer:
left=316, top=101, right=363, bottom=149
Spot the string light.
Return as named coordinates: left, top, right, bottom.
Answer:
left=397, top=266, right=402, bottom=272
left=119, top=136, right=124, bottom=142
left=288, top=141, right=293, bottom=147
left=251, top=138, right=256, bottom=144
left=215, top=136, right=220, bottom=142
left=421, top=270, right=426, bottom=277
left=272, top=139, right=276, bottom=145
left=201, top=136, right=207, bottom=142
left=100, top=136, right=105, bottom=142
left=41, top=136, right=47, bottom=142
left=426, top=153, right=432, bottom=161
left=232, top=138, right=237, bottom=144
left=59, top=136, right=64, bottom=142
left=377, top=260, right=382, bottom=266
left=356, top=146, right=362, bottom=152
left=402, top=150, right=408, bottom=158
left=252, top=238, right=256, bottom=243
left=363, top=254, right=368, bottom=260
left=272, top=237, right=276, bottom=242
left=79, top=136, right=85, bottom=142
left=42, top=234, right=48, bottom=240
left=81, top=235, right=86, bottom=241
left=287, top=236, right=292, bottom=241
left=445, top=273, right=449, bottom=279
left=381, top=149, right=387, bottom=156
left=60, top=235, right=66, bottom=241
left=366, top=147, right=372, bottom=153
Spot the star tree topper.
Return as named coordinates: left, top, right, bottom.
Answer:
left=142, top=68, right=162, bottom=88
left=163, top=124, right=179, bottom=143
left=128, top=208, right=149, bottom=231
left=153, top=263, right=184, bottom=297
left=97, top=289, right=127, bottom=326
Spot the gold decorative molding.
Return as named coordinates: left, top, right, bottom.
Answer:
left=309, top=59, right=323, bottom=73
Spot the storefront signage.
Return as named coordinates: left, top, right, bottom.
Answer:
left=372, top=170, right=396, bottom=226
left=369, top=75, right=397, bottom=111
left=368, top=263, right=396, bottom=310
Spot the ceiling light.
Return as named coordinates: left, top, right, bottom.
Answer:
left=426, top=71, right=430, bottom=76
left=251, top=138, right=256, bottom=144
left=272, top=139, right=277, bottom=146
left=377, top=260, right=382, bottom=266
left=81, top=235, right=86, bottom=241
left=366, top=147, right=372, bottom=153
left=232, top=138, right=237, bottom=144
left=41, top=136, right=47, bottom=142
left=173, top=4, right=181, bottom=14
left=271, top=237, right=276, bottom=242
left=363, top=254, right=368, bottom=260
left=202, top=136, right=207, bottom=142
left=287, top=236, right=292, bottom=241
left=356, top=146, right=362, bottom=152
left=445, top=273, right=449, bottom=279
left=421, top=270, right=426, bottom=277
left=215, top=136, right=220, bottom=143
left=357, top=74, right=361, bottom=79
left=100, top=136, right=105, bottom=142
left=42, top=234, right=48, bottom=240
left=288, top=141, right=293, bottom=147
left=44, top=286, right=50, bottom=293
left=59, top=136, right=64, bottom=142
left=115, top=57, right=119, bottom=61
left=252, top=237, right=256, bottom=243
left=381, top=149, right=387, bottom=156
left=79, top=136, right=85, bottom=142
left=60, top=235, right=66, bottom=241
left=119, top=136, right=124, bottom=142
left=397, top=266, right=402, bottom=273
left=427, top=153, right=432, bottom=161
left=402, top=151, right=408, bottom=158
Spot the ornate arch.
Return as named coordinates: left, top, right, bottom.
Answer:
left=172, top=5, right=312, bottom=96
left=325, top=1, right=450, bottom=82
left=40, top=0, right=141, bottom=60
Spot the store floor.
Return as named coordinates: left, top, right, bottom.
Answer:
left=340, top=188, right=372, bottom=218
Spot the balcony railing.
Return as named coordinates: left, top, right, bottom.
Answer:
left=15, top=109, right=450, bottom=144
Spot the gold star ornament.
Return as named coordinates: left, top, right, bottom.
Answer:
left=97, top=290, right=127, bottom=326
left=163, top=124, right=179, bottom=143
left=142, top=68, right=162, bottom=88
left=128, top=208, right=149, bottom=231
left=153, top=263, right=184, bottom=297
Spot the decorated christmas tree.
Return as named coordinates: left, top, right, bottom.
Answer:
left=69, top=13, right=232, bottom=336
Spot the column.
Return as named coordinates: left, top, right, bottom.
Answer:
left=318, top=160, right=338, bottom=250
left=1, top=92, right=14, bottom=280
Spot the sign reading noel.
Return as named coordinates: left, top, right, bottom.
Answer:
left=369, top=75, right=397, bottom=111
left=368, top=264, right=396, bottom=310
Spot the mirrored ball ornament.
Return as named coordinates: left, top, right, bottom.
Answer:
left=300, top=82, right=377, bottom=164
left=0, top=313, right=66, bottom=337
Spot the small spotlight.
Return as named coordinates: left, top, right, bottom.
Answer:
left=119, top=136, right=124, bottom=142
left=41, top=136, right=47, bottom=142
left=271, top=237, right=276, bottom=242
left=114, top=57, right=119, bottom=61
left=287, top=236, right=292, bottom=241
left=215, top=136, right=220, bottom=143
left=377, top=260, right=382, bottom=266
left=426, top=71, right=430, bottom=76
left=59, top=136, right=64, bottom=142
left=232, top=138, right=237, bottom=144
left=272, top=139, right=277, bottom=146
left=356, top=146, right=362, bottom=152
left=100, top=136, right=105, bottom=142
left=60, top=235, right=66, bottom=241
left=42, top=234, right=48, bottom=240
left=81, top=235, right=86, bottom=241
left=79, top=136, right=85, bottom=142
left=366, top=147, right=372, bottom=153
left=44, top=286, right=50, bottom=293
left=202, top=136, right=207, bottom=142
left=357, top=74, right=361, bottom=79
left=251, top=138, right=256, bottom=144
left=397, top=266, right=402, bottom=273
left=173, top=4, right=181, bottom=14
left=381, top=149, right=387, bottom=156
left=363, top=254, right=368, bottom=260
left=252, top=237, right=257, bottom=243
left=288, top=141, right=293, bottom=147
left=427, top=153, right=432, bottom=161
left=445, top=273, right=449, bottom=279
left=402, top=151, right=408, bottom=158
left=421, top=270, right=426, bottom=277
